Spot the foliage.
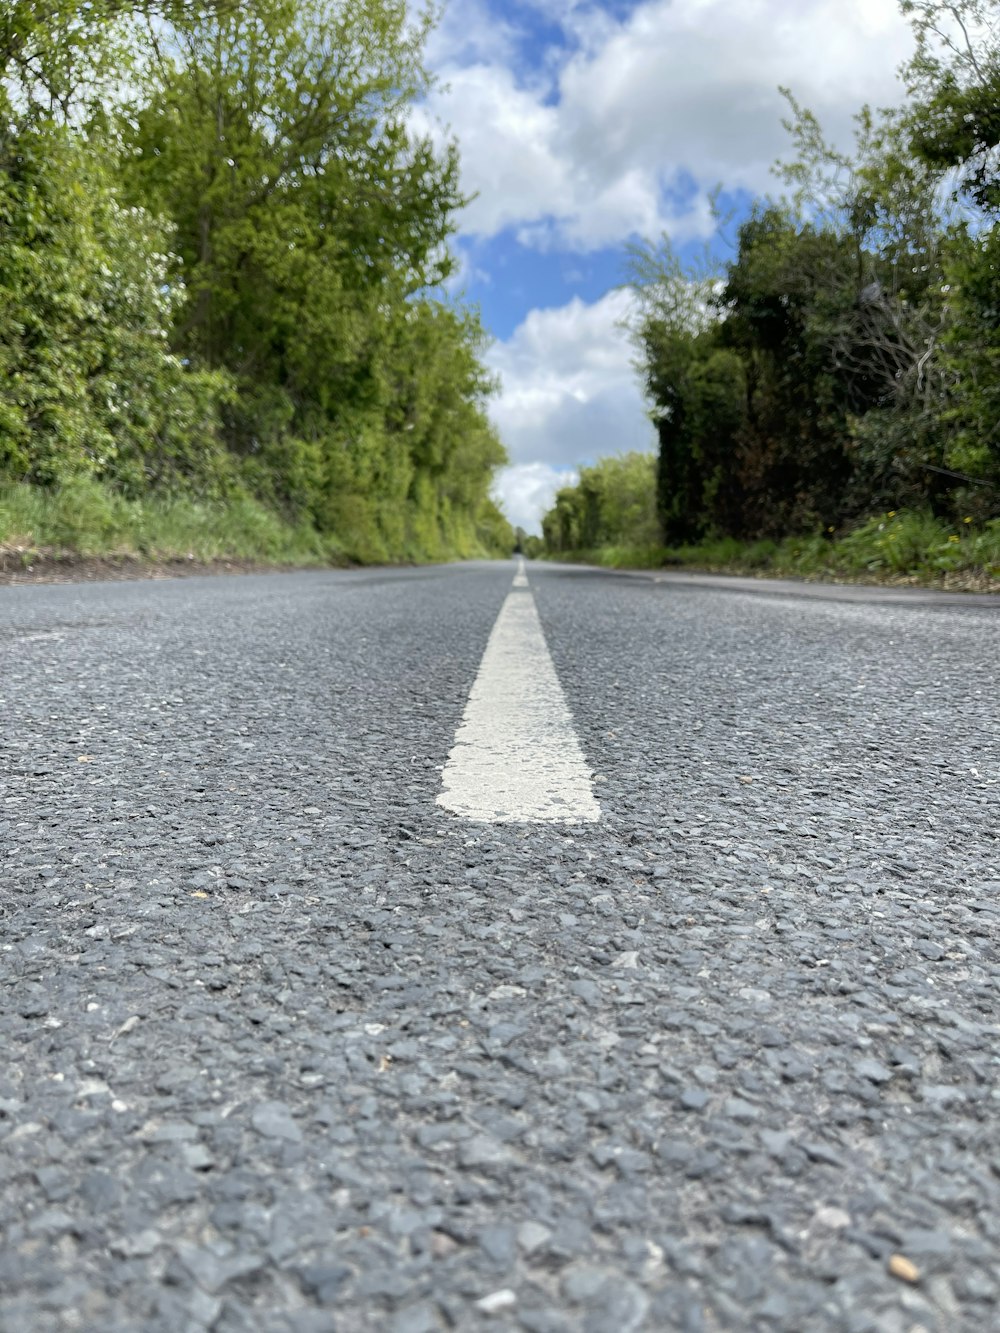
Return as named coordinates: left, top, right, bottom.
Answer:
left=541, top=453, right=659, bottom=553
left=476, top=499, right=517, bottom=558
left=610, top=0, right=1000, bottom=557
left=541, top=509, right=1000, bottom=588
left=111, top=0, right=494, bottom=554
left=0, top=0, right=510, bottom=564
left=0, top=473, right=513, bottom=564
left=513, top=527, right=545, bottom=558
left=0, top=126, right=233, bottom=492
left=0, top=475, right=330, bottom=563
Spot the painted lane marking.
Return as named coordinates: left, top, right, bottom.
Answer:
left=512, top=555, right=529, bottom=588
left=437, top=568, right=601, bottom=824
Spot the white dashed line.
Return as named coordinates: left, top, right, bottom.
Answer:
left=436, top=560, right=601, bottom=823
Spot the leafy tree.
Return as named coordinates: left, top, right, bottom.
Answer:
left=113, top=0, right=498, bottom=553
left=626, top=238, right=739, bottom=540
left=898, top=0, right=1000, bottom=511
left=0, top=1, right=234, bottom=494
left=0, top=1, right=234, bottom=131
left=625, top=59, right=998, bottom=544
left=775, top=91, right=963, bottom=515
left=902, top=0, right=1000, bottom=211
left=0, top=126, right=230, bottom=490
left=560, top=0, right=1000, bottom=555
left=541, top=485, right=585, bottom=553
left=0, top=0, right=511, bottom=562
left=540, top=454, right=659, bottom=551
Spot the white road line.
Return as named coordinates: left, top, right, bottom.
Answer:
left=436, top=564, right=601, bottom=824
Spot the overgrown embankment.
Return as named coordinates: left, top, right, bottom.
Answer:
left=0, top=477, right=512, bottom=584
left=548, top=510, right=1000, bottom=593
left=0, top=2, right=513, bottom=570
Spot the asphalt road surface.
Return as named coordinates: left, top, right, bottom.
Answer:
left=2, top=560, right=998, bottom=1333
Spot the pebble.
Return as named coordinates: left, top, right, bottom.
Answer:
left=888, top=1254, right=921, bottom=1284
left=517, top=1221, right=552, bottom=1254
left=476, top=1289, right=518, bottom=1315
left=249, top=1101, right=302, bottom=1142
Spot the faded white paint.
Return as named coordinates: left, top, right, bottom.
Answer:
left=437, top=564, right=600, bottom=823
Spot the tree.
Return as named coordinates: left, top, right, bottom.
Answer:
left=627, top=69, right=991, bottom=542
left=539, top=454, right=659, bottom=552
left=626, top=237, right=742, bottom=540
left=898, top=0, right=1000, bottom=512
left=0, top=1, right=235, bottom=132
left=0, top=126, right=230, bottom=490
left=0, top=0, right=514, bottom=560
left=902, top=0, right=1000, bottom=210
left=116, top=0, right=476, bottom=540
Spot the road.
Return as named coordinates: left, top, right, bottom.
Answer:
left=2, top=560, right=998, bottom=1333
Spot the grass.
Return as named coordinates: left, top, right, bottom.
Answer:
left=0, top=477, right=341, bottom=568
left=549, top=510, right=1000, bottom=590
left=0, top=476, right=509, bottom=571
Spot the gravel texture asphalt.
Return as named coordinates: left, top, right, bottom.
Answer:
left=1, top=561, right=998, bottom=1333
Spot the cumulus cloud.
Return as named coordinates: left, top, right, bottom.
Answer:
left=423, top=1, right=917, bottom=527
left=424, top=0, right=916, bottom=250
left=493, top=462, right=578, bottom=534
left=486, top=288, right=657, bottom=521
left=559, top=0, right=913, bottom=197
left=417, top=64, right=570, bottom=238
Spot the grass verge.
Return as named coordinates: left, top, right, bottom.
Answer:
left=548, top=510, right=1000, bottom=592
left=0, top=477, right=508, bottom=579
left=0, top=477, right=335, bottom=569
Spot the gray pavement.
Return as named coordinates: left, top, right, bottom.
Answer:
left=1, top=561, right=998, bottom=1332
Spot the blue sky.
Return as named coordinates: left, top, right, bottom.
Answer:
left=460, top=232, right=626, bottom=340
left=418, top=0, right=917, bottom=531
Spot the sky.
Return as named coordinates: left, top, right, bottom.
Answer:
left=416, top=0, right=920, bottom=532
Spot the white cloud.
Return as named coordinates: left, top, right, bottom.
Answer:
left=487, top=288, right=657, bottom=524
left=416, top=64, right=570, bottom=238
left=425, top=0, right=916, bottom=250
left=493, top=462, right=578, bottom=534
left=426, top=1, right=919, bottom=527
left=559, top=0, right=913, bottom=196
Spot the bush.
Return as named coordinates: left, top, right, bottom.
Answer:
left=0, top=478, right=331, bottom=564
left=541, top=509, right=1000, bottom=587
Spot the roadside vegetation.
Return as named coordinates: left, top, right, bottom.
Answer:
left=540, top=454, right=1000, bottom=588
left=0, top=1, right=513, bottom=568
left=551, top=512, right=1000, bottom=590
left=542, top=1, right=1000, bottom=589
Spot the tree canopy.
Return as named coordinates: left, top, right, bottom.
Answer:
left=0, top=0, right=512, bottom=561
left=598, top=0, right=1000, bottom=549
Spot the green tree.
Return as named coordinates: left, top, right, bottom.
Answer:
left=775, top=90, right=961, bottom=516
left=0, top=122, right=229, bottom=492
left=539, top=454, right=659, bottom=552
left=902, top=0, right=1000, bottom=211
left=116, top=0, right=491, bottom=550
left=542, top=485, right=586, bottom=553
left=628, top=73, right=983, bottom=542
left=626, top=237, right=739, bottom=540
left=0, top=0, right=514, bottom=561
left=898, top=0, right=1000, bottom=512
left=0, top=0, right=232, bottom=493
